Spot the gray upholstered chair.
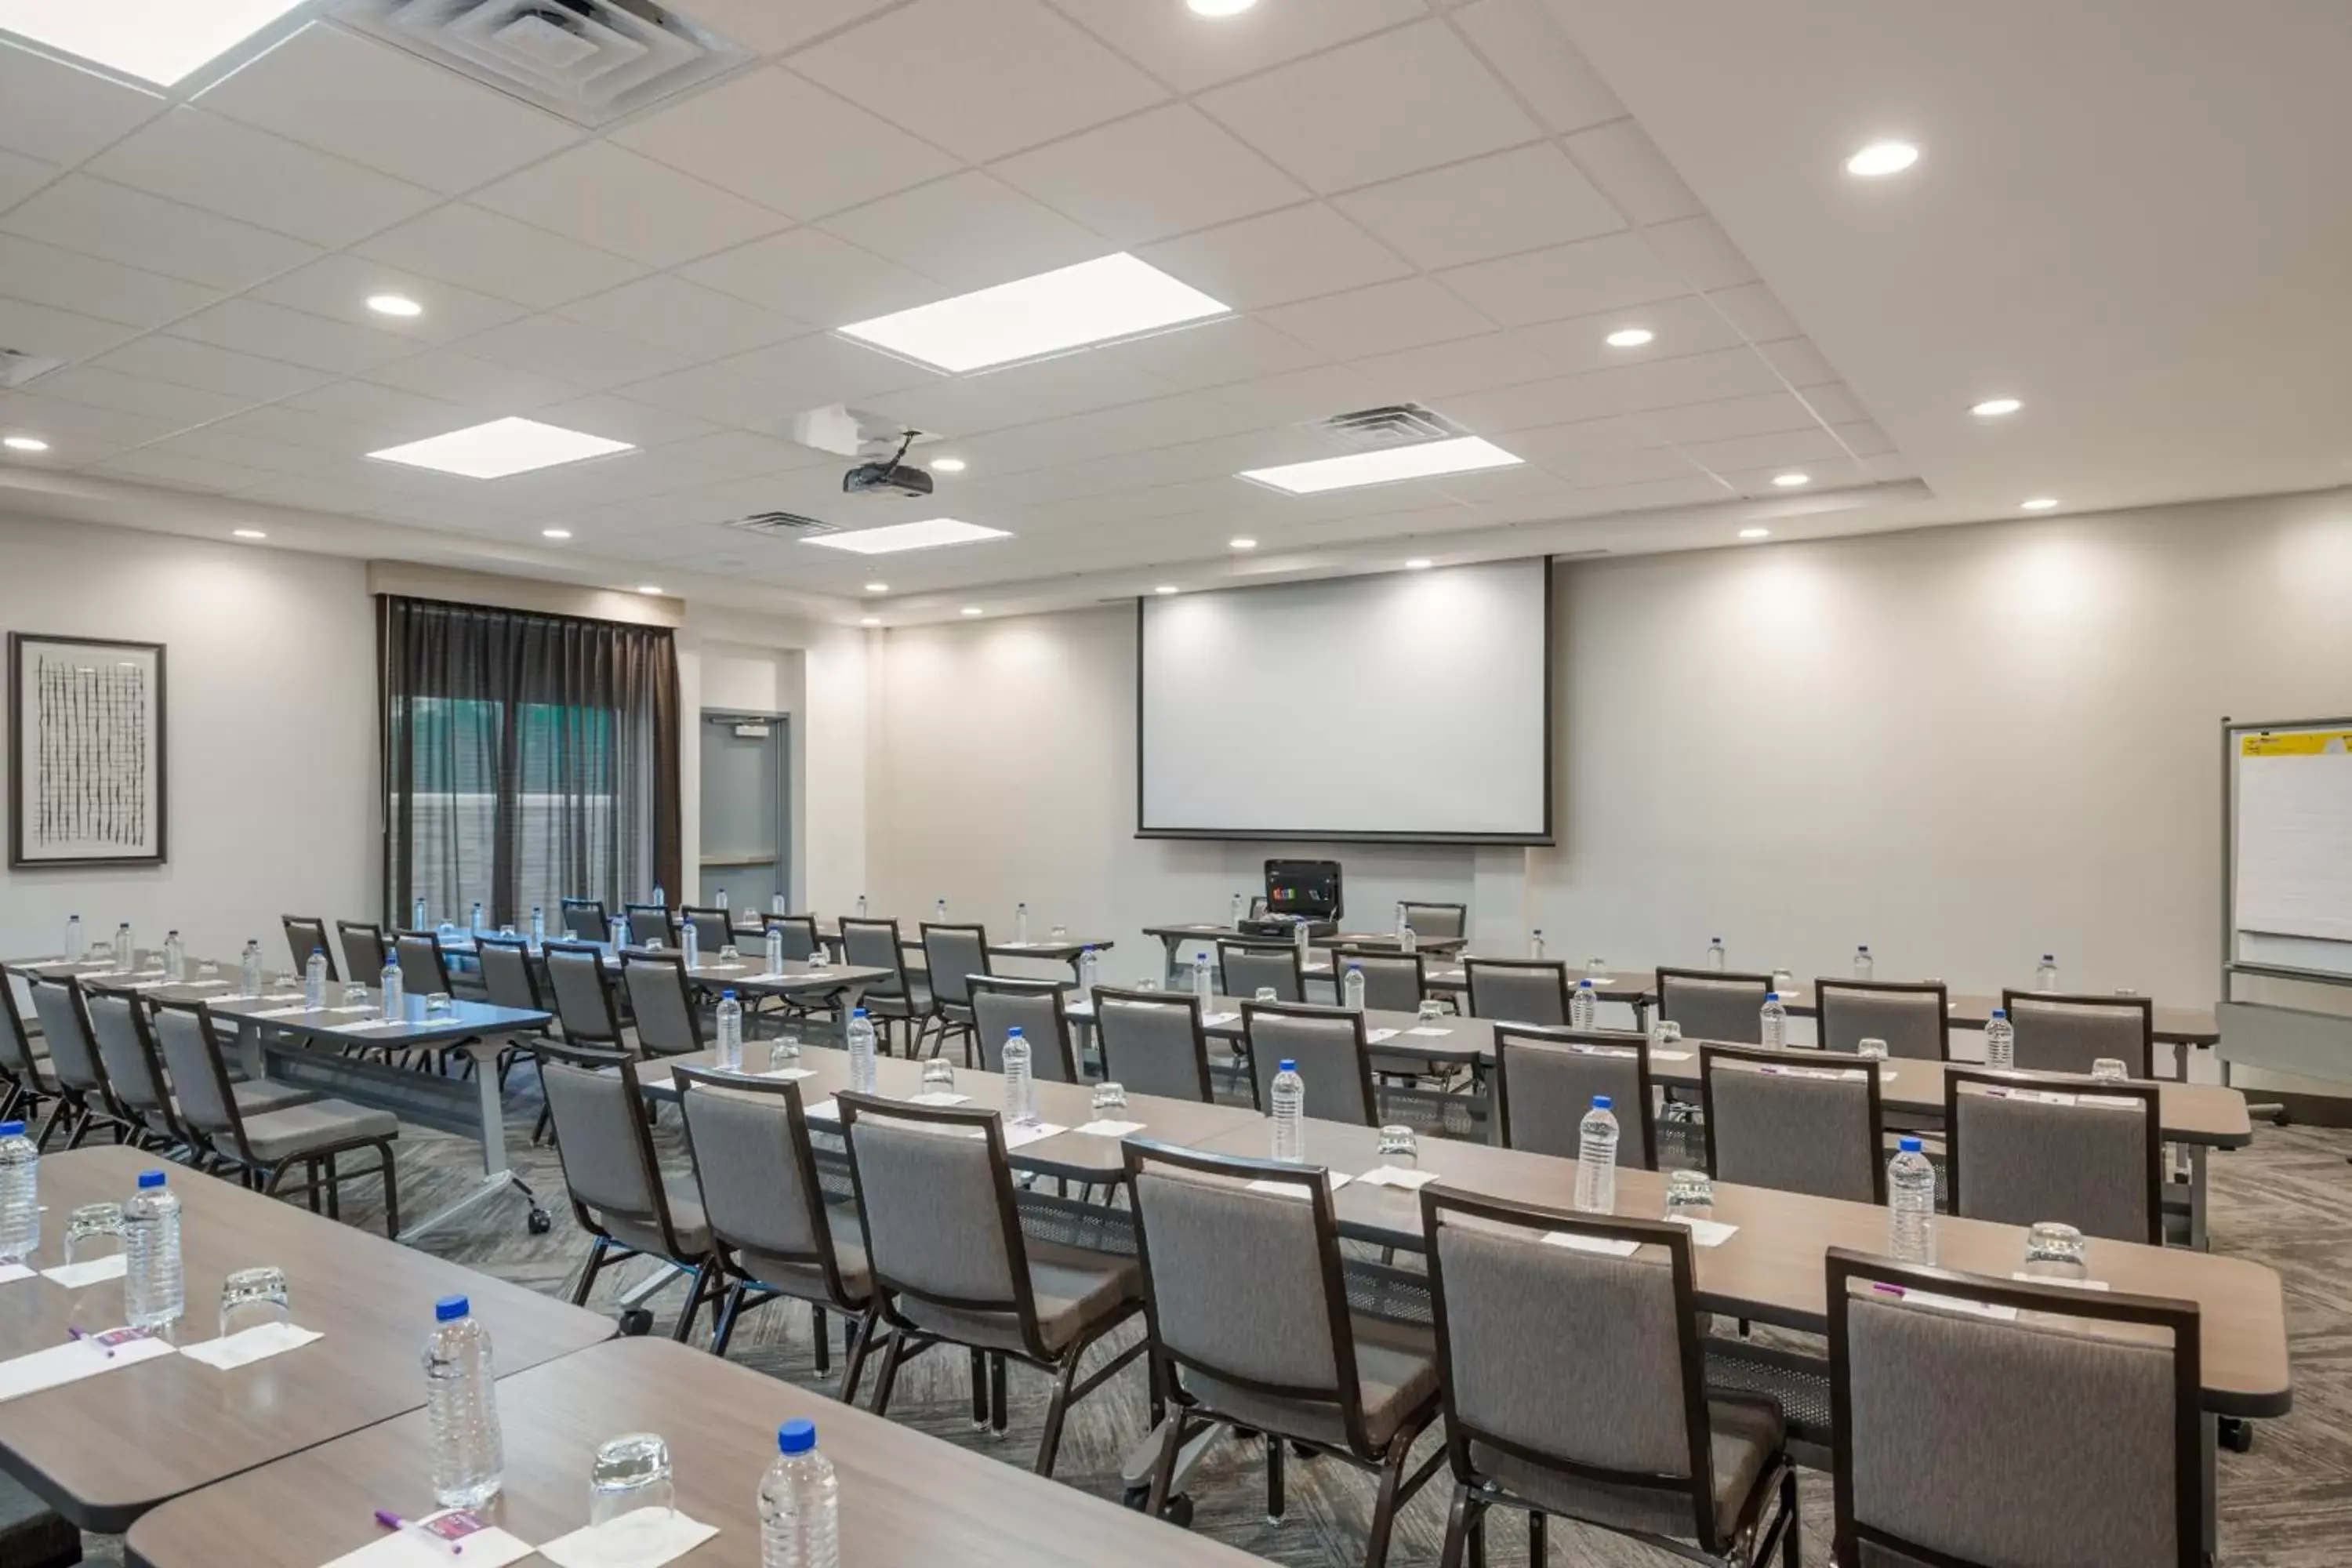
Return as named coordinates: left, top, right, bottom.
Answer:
left=281, top=916, right=336, bottom=980
left=335, top=920, right=390, bottom=985
left=621, top=950, right=705, bottom=1058
left=0, top=980, right=57, bottom=1131
left=624, top=903, right=673, bottom=946
left=840, top=1094, right=1145, bottom=1475
left=473, top=934, right=543, bottom=1014
left=681, top=906, right=734, bottom=954
left=561, top=897, right=610, bottom=941
left=1091, top=987, right=1217, bottom=1104
left=840, top=918, right=925, bottom=1055
left=394, top=931, right=456, bottom=996
left=1219, top=941, right=1303, bottom=1004
left=535, top=1040, right=721, bottom=1340
left=1944, top=1069, right=2164, bottom=1244
left=762, top=914, right=822, bottom=964
left=1700, top=1043, right=1886, bottom=1203
left=1493, top=1025, right=1657, bottom=1168
left=1657, top=969, right=1772, bottom=1045
left=1131, top=1140, right=1444, bottom=1567
left=1465, top=958, right=1571, bottom=1027
left=919, top=923, right=992, bottom=1066
left=1424, top=1192, right=1798, bottom=1568
left=544, top=941, right=630, bottom=1049
left=1400, top=901, right=1467, bottom=941
left=1826, top=1248, right=2203, bottom=1568
left=1243, top=1001, right=1377, bottom=1126
left=1336, top=949, right=1426, bottom=1014
left=2002, top=991, right=2155, bottom=1078
left=674, top=1065, right=877, bottom=1391
left=151, top=999, right=401, bottom=1233
left=968, top=975, right=1078, bottom=1082
left=1814, top=978, right=1949, bottom=1060
left=24, top=977, right=132, bottom=1149
left=85, top=989, right=314, bottom=1151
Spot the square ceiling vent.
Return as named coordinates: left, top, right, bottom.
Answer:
left=333, top=0, right=750, bottom=127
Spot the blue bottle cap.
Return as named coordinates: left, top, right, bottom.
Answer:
left=1347, top=962, right=1361, bottom=972
left=721, top=989, right=737, bottom=1000
left=1007, top=1025, right=1023, bottom=1037
left=853, top=1007, right=868, bottom=1018
left=779, top=1418, right=816, bottom=1454
left=1898, top=1137, right=1923, bottom=1154
left=1991, top=1007, right=2007, bottom=1019
left=1578, top=978, right=1594, bottom=988
left=136, top=1169, right=166, bottom=1189
left=0, top=1121, right=23, bottom=1138
left=1766, top=992, right=1779, bottom=1002
left=1592, top=1094, right=1612, bottom=1110
left=1278, top=1058, right=1296, bottom=1073
left=435, top=1294, right=470, bottom=1321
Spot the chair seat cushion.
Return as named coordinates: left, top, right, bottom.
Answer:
left=1470, top=1392, right=1784, bottom=1541
left=898, top=1237, right=1140, bottom=1356
left=230, top=1080, right=321, bottom=1116
left=1185, top=1312, right=1439, bottom=1452
left=599, top=1178, right=713, bottom=1259
left=238, top=1098, right=399, bottom=1163
left=735, top=1203, right=872, bottom=1307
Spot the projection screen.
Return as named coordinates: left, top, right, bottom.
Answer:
left=1138, top=558, right=1553, bottom=843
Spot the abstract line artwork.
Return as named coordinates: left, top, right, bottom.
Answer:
left=10, top=634, right=167, bottom=868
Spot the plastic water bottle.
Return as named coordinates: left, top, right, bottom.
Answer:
left=381, top=956, right=405, bottom=1020
left=1341, top=964, right=1366, bottom=1011
left=64, top=914, right=85, bottom=963
left=1570, top=978, right=1598, bottom=1029
left=759, top=1417, right=839, bottom=1568
left=412, top=895, right=428, bottom=930
left=1575, top=1095, right=1619, bottom=1213
left=1001, top=1026, right=1035, bottom=1124
left=1400, top=925, right=1418, bottom=954
left=1293, top=920, right=1310, bottom=964
left=1192, top=951, right=1214, bottom=1003
left=304, top=949, right=328, bottom=1011
left=935, top=898, right=947, bottom=921
left=1760, top=992, right=1787, bottom=1050
left=855, top=895, right=869, bottom=918
left=2036, top=953, right=2059, bottom=990
left=113, top=923, right=135, bottom=974
left=1394, top=901, right=1407, bottom=937
left=713, top=989, right=745, bottom=1073
left=1229, top=891, right=1245, bottom=927
left=717, top=887, right=731, bottom=913
left=1984, top=1007, right=2015, bottom=1070
left=123, top=1168, right=183, bottom=1330
left=529, top=906, right=545, bottom=947
left=162, top=930, right=185, bottom=983
left=765, top=927, right=786, bottom=975
left=239, top=939, right=263, bottom=998
left=423, top=1295, right=503, bottom=1508
left=1014, top=902, right=1030, bottom=944
left=771, top=892, right=789, bottom=917
left=1269, top=1058, right=1305, bottom=1161
left=609, top=914, right=628, bottom=950
left=652, top=884, right=666, bottom=909
left=681, top=919, right=701, bottom=971
left=1888, top=1137, right=1937, bottom=1262
left=1530, top=927, right=1546, bottom=960
left=0, top=1121, right=38, bottom=1266
left=1076, top=946, right=1099, bottom=996
left=1707, top=936, right=1726, bottom=972
left=1854, top=944, right=1874, bottom=980
left=847, top=1009, right=877, bottom=1094
left=469, top=902, right=485, bottom=935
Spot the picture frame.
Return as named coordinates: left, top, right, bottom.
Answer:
left=9, top=633, right=168, bottom=869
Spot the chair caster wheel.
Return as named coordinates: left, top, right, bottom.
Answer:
left=619, top=1308, right=655, bottom=1337
left=1161, top=1494, right=1194, bottom=1527
left=2220, top=1417, right=2254, bottom=1453
left=526, top=1207, right=553, bottom=1234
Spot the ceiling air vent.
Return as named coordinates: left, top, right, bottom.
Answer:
left=1311, top=403, right=1466, bottom=450
left=333, top=0, right=750, bottom=127
left=728, top=511, right=841, bottom=540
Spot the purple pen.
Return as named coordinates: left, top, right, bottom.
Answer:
left=65, top=1326, right=117, bottom=1359
left=374, top=1510, right=465, bottom=1557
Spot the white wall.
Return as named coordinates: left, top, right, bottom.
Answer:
left=0, top=512, right=376, bottom=964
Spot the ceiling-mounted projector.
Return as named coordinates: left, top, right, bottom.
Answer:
left=843, top=430, right=933, bottom=498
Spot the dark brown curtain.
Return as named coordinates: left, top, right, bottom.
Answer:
left=378, top=595, right=679, bottom=929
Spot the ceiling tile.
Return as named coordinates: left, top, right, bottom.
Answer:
left=91, top=335, right=329, bottom=401
left=612, top=65, right=954, bottom=221
left=1261, top=278, right=1496, bottom=360
left=680, top=228, right=938, bottom=327
left=0, top=234, right=220, bottom=328
left=1644, top=215, right=1758, bottom=292
left=1205, top=363, right=1384, bottom=426
left=461, top=314, right=691, bottom=394
left=206, top=401, right=415, bottom=456
left=1718, top=459, right=1868, bottom=499
left=1640, top=390, right=1826, bottom=445
left=194, top=22, right=580, bottom=194
left=0, top=175, right=321, bottom=290
left=862, top=349, right=1171, bottom=436
left=1046, top=0, right=1428, bottom=93
left=1757, top=336, right=1840, bottom=387
left=360, top=349, right=586, bottom=413
left=147, top=424, right=344, bottom=477
left=1798, top=382, right=1868, bottom=425
left=352, top=205, right=647, bottom=307
left=822, top=172, right=1102, bottom=290
left=532, top=394, right=722, bottom=451
left=245, top=254, right=531, bottom=343
left=1436, top=230, right=1676, bottom=327
left=0, top=42, right=164, bottom=165
left=283, top=378, right=474, bottom=437
left=790, top=0, right=1166, bottom=162
left=1562, top=118, right=1702, bottom=226
left=555, top=274, right=807, bottom=361
left=165, top=297, right=419, bottom=375
left=991, top=103, right=1309, bottom=246
left=0, top=144, right=52, bottom=209
left=1334, top=143, right=1622, bottom=270
left=1440, top=372, right=1621, bottom=434
left=0, top=389, right=180, bottom=450
left=1197, top=21, right=1540, bottom=194
left=22, top=365, right=256, bottom=429
left=1091, top=314, right=1327, bottom=391
left=1501, top=413, right=1668, bottom=465
left=1674, top=427, right=1849, bottom=474
left=621, top=333, right=937, bottom=426
left=1450, top=0, right=1624, bottom=135
left=1835, top=420, right=1896, bottom=459
left=1702, top=281, right=1802, bottom=344
left=1345, top=332, right=1557, bottom=403
left=92, top=448, right=277, bottom=494
left=1138, top=203, right=1409, bottom=310
left=1516, top=294, right=1745, bottom=375
left=676, top=0, right=902, bottom=53
left=1600, top=347, right=1786, bottom=413
left=0, top=294, right=143, bottom=361
left=470, top=142, right=789, bottom=269
left=85, top=107, right=440, bottom=249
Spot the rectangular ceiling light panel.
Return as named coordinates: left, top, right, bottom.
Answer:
left=838, top=253, right=1228, bottom=373
left=368, top=416, right=634, bottom=479
left=0, top=0, right=310, bottom=85
left=804, top=518, right=1011, bottom=554
left=1240, top=436, right=1523, bottom=495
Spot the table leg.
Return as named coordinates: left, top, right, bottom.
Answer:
left=396, top=1033, right=528, bottom=1243
left=234, top=1018, right=264, bottom=1080
left=1158, top=933, right=1188, bottom=986
left=2187, top=1144, right=2209, bottom=1250
left=2202, top=1413, right=2218, bottom=1559
left=837, top=982, right=869, bottom=1047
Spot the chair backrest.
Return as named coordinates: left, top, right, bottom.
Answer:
left=624, top=904, right=672, bottom=946
left=1492, top=1025, right=1656, bottom=1168
left=535, top=1041, right=688, bottom=1253
left=1465, top=959, right=1570, bottom=1026
left=1656, top=968, right=1772, bottom=1044
left=674, top=1065, right=851, bottom=1302
left=967, top=976, right=1076, bottom=1082
left=0, top=979, right=43, bottom=1091
left=1125, top=1140, right=1372, bottom=1457
left=682, top=907, right=733, bottom=953
left=1399, top=901, right=1466, bottom=940
left=473, top=935, right=543, bottom=1013
left=837, top=919, right=907, bottom=998
left=560, top=898, right=608, bottom=940
left=336, top=921, right=390, bottom=982
left=837, top=1095, right=1043, bottom=1355
left=621, top=951, right=702, bottom=1054
left=81, top=989, right=173, bottom=1133
left=1700, top=1043, right=1886, bottom=1203
left=394, top=931, right=452, bottom=995
left=282, top=916, right=336, bottom=980
left=1945, top=1069, right=2162, bottom=1244
left=1218, top=942, right=1301, bottom=1004
left=1826, top=1249, right=2201, bottom=1568
left=1422, top=1191, right=1720, bottom=1549
left=1816, top=979, right=1949, bottom=1060
left=1243, top=1001, right=1377, bottom=1125
left=26, top=978, right=105, bottom=1098
left=149, top=1001, right=244, bottom=1152
left=2002, top=992, right=2154, bottom=1078
left=543, top=941, right=625, bottom=1046
left=1091, top=987, right=1214, bottom=1103
left=763, top=915, right=822, bottom=964
left=920, top=924, right=991, bottom=1011
left=1336, top=948, right=1425, bottom=1013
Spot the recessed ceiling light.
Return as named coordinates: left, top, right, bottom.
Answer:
left=927, top=457, right=966, bottom=474
left=1241, top=437, right=1522, bottom=495
left=366, top=294, right=423, bottom=319
left=1772, top=472, right=1811, bottom=488
left=1846, top=140, right=1921, bottom=177
left=540, top=528, right=572, bottom=539
left=0, top=0, right=310, bottom=86
left=232, top=528, right=267, bottom=540
left=2020, top=497, right=2060, bottom=510
left=805, top=518, right=1011, bottom=555
left=864, top=582, right=890, bottom=593
left=860, top=616, right=882, bottom=626
left=1404, top=558, right=1432, bottom=571
left=840, top=252, right=1228, bottom=373
left=637, top=585, right=663, bottom=595
left=1229, top=537, right=1258, bottom=550
left=1188, top=0, right=1258, bottom=15
left=2, top=435, right=49, bottom=453
left=1972, top=397, right=2023, bottom=418
left=960, top=607, right=984, bottom=617
left=369, top=417, right=633, bottom=480
left=1605, top=327, right=1655, bottom=348
left=1739, top=527, right=1772, bottom=540
left=1154, top=584, right=1179, bottom=595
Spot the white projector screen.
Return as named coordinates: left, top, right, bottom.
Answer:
left=1138, top=559, right=1553, bottom=843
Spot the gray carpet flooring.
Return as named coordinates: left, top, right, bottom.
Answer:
left=83, top=1079, right=2352, bottom=1565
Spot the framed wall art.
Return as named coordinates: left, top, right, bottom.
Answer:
left=9, top=633, right=168, bottom=869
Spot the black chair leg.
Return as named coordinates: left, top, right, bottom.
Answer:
left=838, top=1312, right=877, bottom=1406
left=710, top=1283, right=746, bottom=1358
left=671, top=1261, right=713, bottom=1342
left=811, top=1306, right=830, bottom=1376
left=1362, top=1435, right=1414, bottom=1568
left=1035, top=1351, right=1081, bottom=1477
left=990, top=1349, right=1008, bottom=1436
left=376, top=1140, right=400, bottom=1237
left=1528, top=1510, right=1546, bottom=1564
left=570, top=1236, right=612, bottom=1306
left=968, top=1347, right=989, bottom=1430
left=1267, top=1430, right=1285, bottom=1523
left=1439, top=1486, right=1476, bottom=1568
left=869, top=1329, right=907, bottom=1416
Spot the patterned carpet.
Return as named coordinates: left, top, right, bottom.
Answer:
left=84, top=1076, right=2352, bottom=1565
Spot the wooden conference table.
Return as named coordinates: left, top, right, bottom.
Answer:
left=0, top=1147, right=613, bottom=1534
left=122, top=1337, right=1269, bottom=1568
